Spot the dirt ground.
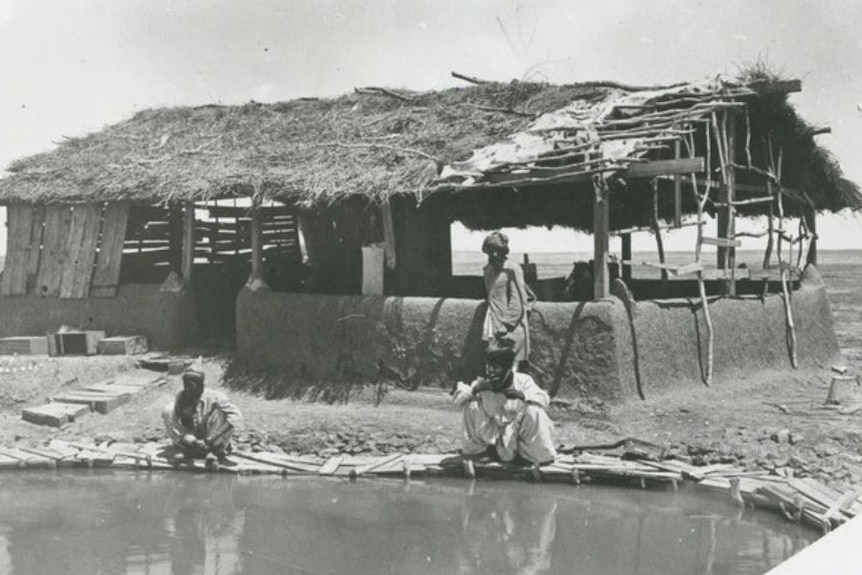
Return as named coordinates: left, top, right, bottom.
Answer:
left=2, top=352, right=862, bottom=490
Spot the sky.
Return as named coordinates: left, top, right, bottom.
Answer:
left=0, top=0, right=861, bottom=254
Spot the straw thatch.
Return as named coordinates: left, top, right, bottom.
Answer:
left=0, top=75, right=858, bottom=234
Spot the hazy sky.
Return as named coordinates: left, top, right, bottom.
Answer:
left=1, top=0, right=860, bottom=253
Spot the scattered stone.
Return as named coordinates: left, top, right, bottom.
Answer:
left=771, top=429, right=791, bottom=444
left=789, top=432, right=805, bottom=445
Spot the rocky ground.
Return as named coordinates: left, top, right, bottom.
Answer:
left=1, top=352, right=861, bottom=490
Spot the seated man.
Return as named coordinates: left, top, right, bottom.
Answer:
left=162, top=368, right=243, bottom=465
left=453, top=343, right=556, bottom=468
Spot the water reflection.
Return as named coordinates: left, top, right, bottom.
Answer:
left=0, top=471, right=815, bottom=575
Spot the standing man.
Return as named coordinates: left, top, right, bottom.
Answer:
left=162, top=367, right=243, bottom=465
left=481, top=231, right=531, bottom=369
left=453, top=343, right=556, bottom=467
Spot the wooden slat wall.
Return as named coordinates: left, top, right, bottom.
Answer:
left=59, top=205, right=102, bottom=299
left=122, top=204, right=172, bottom=268
left=201, top=204, right=300, bottom=262
left=36, top=205, right=73, bottom=297
left=25, top=206, right=46, bottom=293
left=91, top=203, right=130, bottom=298
left=0, top=204, right=34, bottom=296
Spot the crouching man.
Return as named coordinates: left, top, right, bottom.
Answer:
left=162, top=368, right=243, bottom=466
left=453, top=343, right=556, bottom=470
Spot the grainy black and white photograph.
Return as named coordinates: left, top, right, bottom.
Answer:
left=0, top=1, right=860, bottom=573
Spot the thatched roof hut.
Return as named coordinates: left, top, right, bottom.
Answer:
left=2, top=75, right=858, bottom=231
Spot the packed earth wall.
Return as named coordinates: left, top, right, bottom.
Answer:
left=0, top=284, right=199, bottom=349
left=236, top=265, right=840, bottom=400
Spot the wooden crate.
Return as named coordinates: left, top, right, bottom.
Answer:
left=48, top=330, right=106, bottom=356
left=97, top=336, right=148, bottom=356
left=0, top=336, right=49, bottom=355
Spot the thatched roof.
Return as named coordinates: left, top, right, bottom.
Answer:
left=0, top=74, right=858, bottom=233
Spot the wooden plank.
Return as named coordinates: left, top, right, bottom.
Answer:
left=57, top=205, right=90, bottom=298
left=97, top=336, right=149, bottom=355
left=0, top=447, right=54, bottom=468
left=114, top=371, right=167, bottom=388
left=233, top=450, right=320, bottom=474
left=674, top=262, right=704, bottom=277
left=0, top=336, right=49, bottom=355
left=91, top=203, right=129, bottom=297
left=1, top=205, right=26, bottom=295
left=318, top=455, right=343, bottom=476
left=36, top=205, right=72, bottom=297
left=52, top=391, right=130, bottom=414
left=21, top=402, right=90, bottom=427
left=747, top=79, right=802, bottom=95
left=25, top=205, right=45, bottom=293
left=626, top=157, right=705, bottom=178
left=350, top=453, right=403, bottom=478
left=82, top=382, right=147, bottom=395
left=206, top=204, right=295, bottom=218
left=701, top=268, right=751, bottom=281
left=69, top=205, right=103, bottom=298
left=59, top=205, right=102, bottom=299
left=700, top=236, right=742, bottom=248
left=10, top=205, right=35, bottom=295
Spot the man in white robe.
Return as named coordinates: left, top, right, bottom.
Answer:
left=453, top=344, right=556, bottom=466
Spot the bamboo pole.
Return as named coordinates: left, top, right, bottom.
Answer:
left=592, top=175, right=610, bottom=300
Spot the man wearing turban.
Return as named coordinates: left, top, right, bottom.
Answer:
left=162, top=367, right=243, bottom=465
left=481, top=231, right=531, bottom=368
left=452, top=343, right=556, bottom=466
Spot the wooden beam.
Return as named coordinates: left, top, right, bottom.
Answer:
left=746, top=79, right=802, bottom=96
left=593, top=179, right=610, bottom=300
left=701, top=237, right=742, bottom=248
left=621, top=233, right=632, bottom=281
left=181, top=201, right=194, bottom=287
left=437, top=157, right=707, bottom=193
left=625, top=157, right=705, bottom=179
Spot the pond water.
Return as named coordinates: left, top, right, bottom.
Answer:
left=0, top=471, right=814, bottom=575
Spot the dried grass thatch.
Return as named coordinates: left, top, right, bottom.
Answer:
left=0, top=75, right=857, bottom=234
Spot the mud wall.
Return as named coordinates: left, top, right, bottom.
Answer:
left=235, top=265, right=839, bottom=401
left=0, top=284, right=199, bottom=350
left=616, top=265, right=839, bottom=395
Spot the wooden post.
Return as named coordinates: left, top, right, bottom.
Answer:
left=246, top=203, right=269, bottom=291
left=181, top=201, right=195, bottom=287
left=805, top=204, right=817, bottom=266
left=592, top=177, right=609, bottom=300
left=717, top=111, right=737, bottom=295
left=673, top=140, right=682, bottom=228
left=621, top=233, right=632, bottom=281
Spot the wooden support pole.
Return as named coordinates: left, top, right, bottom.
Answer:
left=250, top=206, right=263, bottom=278
left=592, top=177, right=610, bottom=300
left=805, top=204, right=817, bottom=266
left=650, top=179, right=668, bottom=281
left=246, top=203, right=269, bottom=291
left=181, top=201, right=194, bottom=287
left=673, top=140, right=682, bottom=228
left=621, top=233, right=632, bottom=281
left=717, top=111, right=737, bottom=295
